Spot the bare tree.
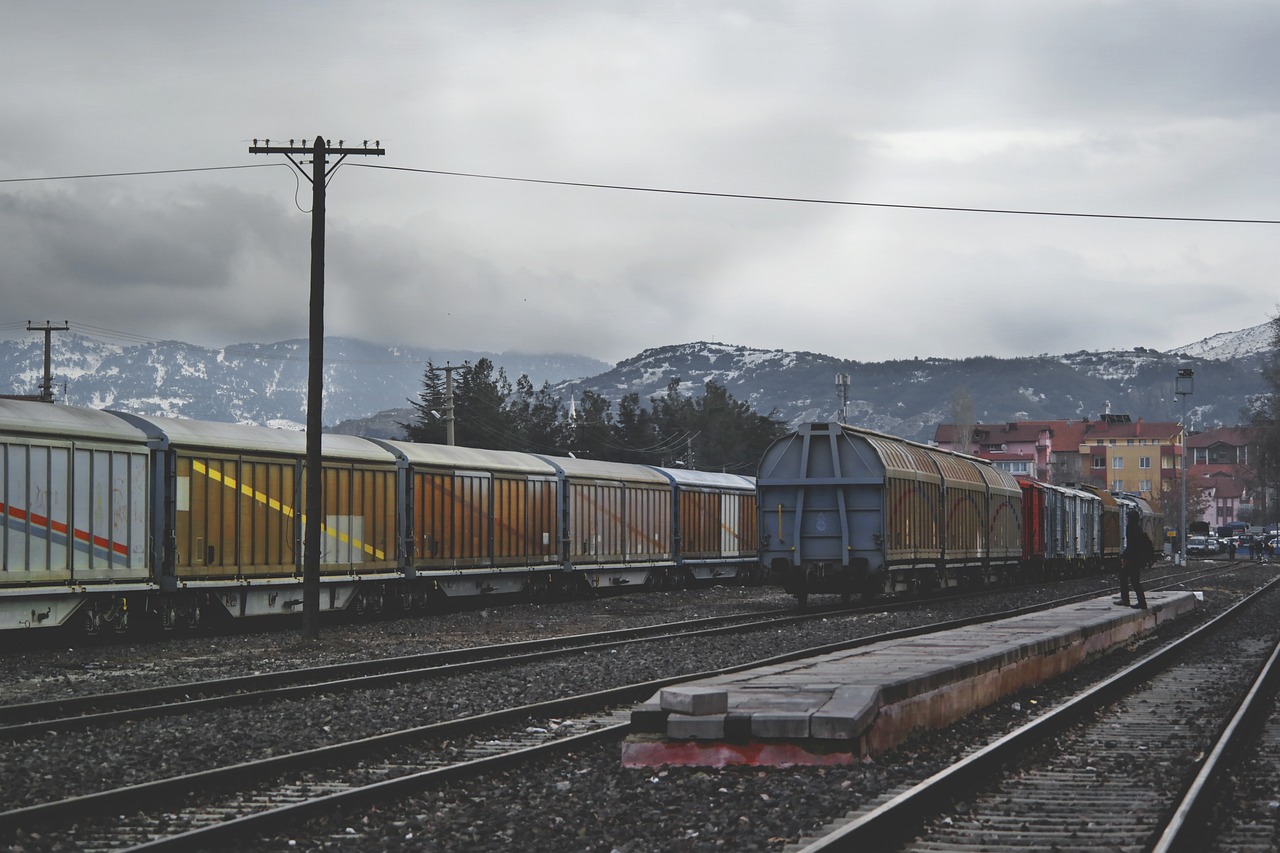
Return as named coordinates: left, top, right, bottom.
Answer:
left=950, top=389, right=976, bottom=453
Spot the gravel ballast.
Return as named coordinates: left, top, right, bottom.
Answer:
left=1, top=564, right=1271, bottom=851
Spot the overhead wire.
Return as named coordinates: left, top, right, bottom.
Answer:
left=352, top=163, right=1280, bottom=225
left=0, top=163, right=285, bottom=183
left=12, top=156, right=1270, bottom=465
left=2, top=160, right=1275, bottom=224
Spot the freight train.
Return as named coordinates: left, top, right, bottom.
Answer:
left=0, top=400, right=758, bottom=634
left=756, top=422, right=1163, bottom=605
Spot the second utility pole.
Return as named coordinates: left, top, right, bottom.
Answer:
left=249, top=136, right=384, bottom=640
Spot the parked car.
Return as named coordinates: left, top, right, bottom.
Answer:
left=1186, top=536, right=1214, bottom=557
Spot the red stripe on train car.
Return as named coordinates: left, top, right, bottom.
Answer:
left=0, top=502, right=131, bottom=557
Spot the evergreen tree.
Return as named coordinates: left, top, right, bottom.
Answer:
left=505, top=375, right=569, bottom=453
left=403, top=363, right=787, bottom=470
left=613, top=392, right=660, bottom=464
left=571, top=389, right=614, bottom=459
left=450, top=358, right=512, bottom=448
left=400, top=362, right=446, bottom=443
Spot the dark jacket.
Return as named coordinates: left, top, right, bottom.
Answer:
left=1123, top=520, right=1155, bottom=566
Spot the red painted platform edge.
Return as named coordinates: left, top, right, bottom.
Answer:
left=621, top=736, right=856, bottom=769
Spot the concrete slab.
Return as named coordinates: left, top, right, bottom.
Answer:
left=622, top=591, right=1199, bottom=769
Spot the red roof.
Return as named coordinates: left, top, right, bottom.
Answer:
left=1187, top=426, right=1259, bottom=448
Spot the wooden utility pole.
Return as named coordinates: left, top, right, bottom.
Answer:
left=249, top=136, right=385, bottom=640
left=26, top=320, right=69, bottom=402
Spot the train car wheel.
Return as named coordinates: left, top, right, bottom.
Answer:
left=161, top=600, right=178, bottom=631
left=795, top=570, right=809, bottom=609
left=861, top=575, right=882, bottom=602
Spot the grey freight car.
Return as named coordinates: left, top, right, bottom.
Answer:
left=757, top=421, right=1023, bottom=605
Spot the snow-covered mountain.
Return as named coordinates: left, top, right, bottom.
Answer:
left=1170, top=323, right=1273, bottom=361
left=0, top=334, right=609, bottom=428
left=1, top=324, right=1269, bottom=443
left=553, top=324, right=1270, bottom=441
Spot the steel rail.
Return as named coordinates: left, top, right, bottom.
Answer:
left=790, top=573, right=1280, bottom=852
left=0, top=561, right=1229, bottom=737
left=0, top=565, right=1245, bottom=849
left=1151, top=628, right=1280, bottom=853
left=0, top=575, right=1210, bottom=838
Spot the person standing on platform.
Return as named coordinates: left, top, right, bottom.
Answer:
left=1118, top=511, right=1152, bottom=609
left=1228, top=539, right=1237, bottom=560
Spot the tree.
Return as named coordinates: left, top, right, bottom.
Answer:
left=505, top=375, right=569, bottom=453
left=402, top=364, right=788, bottom=471
left=401, top=362, right=446, bottom=444
left=612, top=392, right=660, bottom=464
left=401, top=359, right=514, bottom=448
left=950, top=389, right=976, bottom=453
left=1244, top=310, right=1280, bottom=524
left=570, top=389, right=614, bottom=459
left=649, top=377, right=787, bottom=473
left=1160, top=476, right=1213, bottom=530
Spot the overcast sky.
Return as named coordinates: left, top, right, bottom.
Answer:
left=2, top=1, right=1276, bottom=366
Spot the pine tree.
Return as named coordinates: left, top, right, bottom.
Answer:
left=400, top=362, right=446, bottom=443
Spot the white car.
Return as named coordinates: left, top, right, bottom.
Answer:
left=1185, top=536, right=1213, bottom=557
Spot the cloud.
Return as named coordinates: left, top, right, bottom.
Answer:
left=1, top=0, right=1277, bottom=367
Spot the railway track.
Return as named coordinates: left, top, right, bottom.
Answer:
left=787, top=573, right=1280, bottom=852
left=0, top=562, right=1229, bottom=740
left=0, top=562, right=1243, bottom=851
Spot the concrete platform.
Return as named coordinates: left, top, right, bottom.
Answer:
left=622, top=591, right=1200, bottom=768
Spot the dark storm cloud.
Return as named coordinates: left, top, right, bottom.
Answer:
left=1, top=0, right=1276, bottom=362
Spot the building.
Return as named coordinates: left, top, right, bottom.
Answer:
left=934, top=412, right=1184, bottom=512
left=1186, top=427, right=1260, bottom=528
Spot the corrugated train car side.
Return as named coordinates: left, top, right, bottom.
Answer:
left=649, top=467, right=759, bottom=586
left=111, top=412, right=401, bottom=626
left=0, top=399, right=759, bottom=633
left=0, top=402, right=151, bottom=631
left=756, top=422, right=1023, bottom=605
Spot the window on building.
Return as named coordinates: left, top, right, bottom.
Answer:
left=1113, top=457, right=1124, bottom=469
left=1140, top=439, right=1148, bottom=445
left=1092, top=457, right=1106, bottom=469
left=1109, top=439, right=1116, bottom=446
left=1126, top=439, right=1135, bottom=445
left=1139, top=457, right=1151, bottom=469
left=1112, top=479, right=1124, bottom=491
left=1140, top=480, right=1152, bottom=492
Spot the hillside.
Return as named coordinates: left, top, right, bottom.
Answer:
left=1, top=323, right=1269, bottom=443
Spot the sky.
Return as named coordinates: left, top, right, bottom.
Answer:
left=1, top=1, right=1277, bottom=366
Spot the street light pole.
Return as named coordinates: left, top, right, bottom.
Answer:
left=835, top=373, right=850, bottom=425
left=1176, top=366, right=1195, bottom=566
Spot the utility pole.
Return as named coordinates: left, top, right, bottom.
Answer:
left=441, top=362, right=461, bottom=446
left=249, top=136, right=384, bottom=640
left=1176, top=366, right=1195, bottom=567
left=27, top=320, right=69, bottom=402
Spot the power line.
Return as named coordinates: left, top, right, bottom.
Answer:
left=2, top=160, right=1275, bottom=224
left=0, top=163, right=285, bottom=183
left=353, top=163, right=1280, bottom=225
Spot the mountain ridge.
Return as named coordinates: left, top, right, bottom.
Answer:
left=1, top=323, right=1269, bottom=444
